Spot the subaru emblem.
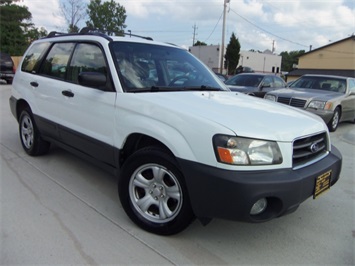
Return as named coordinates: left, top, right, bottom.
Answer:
left=310, top=143, right=319, bottom=153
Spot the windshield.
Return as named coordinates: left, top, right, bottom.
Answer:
left=110, top=42, right=226, bottom=92
left=225, top=74, right=263, bottom=87
left=290, top=76, right=347, bottom=93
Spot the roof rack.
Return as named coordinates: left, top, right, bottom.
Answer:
left=45, top=27, right=112, bottom=41
left=122, top=32, right=153, bottom=41
left=45, top=27, right=153, bottom=42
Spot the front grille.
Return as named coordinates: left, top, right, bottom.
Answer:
left=277, top=97, right=306, bottom=108
left=293, top=132, right=328, bottom=169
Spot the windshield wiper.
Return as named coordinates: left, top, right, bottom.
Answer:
left=128, top=85, right=223, bottom=93
left=180, top=85, right=222, bottom=91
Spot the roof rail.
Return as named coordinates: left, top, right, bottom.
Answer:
left=122, top=32, right=153, bottom=41
left=44, top=27, right=153, bottom=42
left=44, top=27, right=112, bottom=41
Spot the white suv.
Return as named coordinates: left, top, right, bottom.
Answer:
left=9, top=29, right=342, bottom=235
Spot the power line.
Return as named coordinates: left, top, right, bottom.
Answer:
left=229, top=8, right=309, bottom=48
left=204, top=10, right=223, bottom=43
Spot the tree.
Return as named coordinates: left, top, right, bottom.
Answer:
left=86, top=0, right=126, bottom=35
left=60, top=0, right=86, bottom=33
left=280, top=50, right=306, bottom=72
left=194, top=40, right=207, bottom=46
left=0, top=0, right=32, bottom=55
left=0, top=0, right=48, bottom=55
left=224, top=32, right=241, bottom=75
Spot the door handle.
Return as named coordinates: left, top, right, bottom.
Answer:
left=62, top=90, right=74, bottom=97
left=30, top=81, right=39, bottom=87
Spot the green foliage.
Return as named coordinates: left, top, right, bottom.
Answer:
left=280, top=50, right=306, bottom=72
left=86, top=0, right=127, bottom=35
left=0, top=0, right=47, bottom=55
left=224, top=32, right=241, bottom=75
left=194, top=40, right=207, bottom=46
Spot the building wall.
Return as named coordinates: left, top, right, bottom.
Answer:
left=298, top=38, right=355, bottom=70
left=239, top=51, right=282, bottom=74
left=189, top=45, right=222, bottom=73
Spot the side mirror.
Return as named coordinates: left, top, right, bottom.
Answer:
left=78, top=72, right=107, bottom=89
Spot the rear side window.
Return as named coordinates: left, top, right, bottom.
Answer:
left=21, top=42, right=50, bottom=73
left=39, top=42, right=75, bottom=80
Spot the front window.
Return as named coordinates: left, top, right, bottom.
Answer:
left=67, top=43, right=108, bottom=84
left=110, top=42, right=225, bottom=92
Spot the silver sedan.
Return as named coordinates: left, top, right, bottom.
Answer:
left=264, top=74, right=355, bottom=132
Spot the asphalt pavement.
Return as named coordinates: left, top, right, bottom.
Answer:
left=1, top=83, right=354, bottom=265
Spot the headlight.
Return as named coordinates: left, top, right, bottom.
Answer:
left=213, top=135, right=283, bottom=165
left=308, top=100, right=326, bottom=109
left=264, top=94, right=276, bottom=101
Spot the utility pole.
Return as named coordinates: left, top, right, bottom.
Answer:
left=220, top=0, right=230, bottom=74
left=192, top=23, right=198, bottom=46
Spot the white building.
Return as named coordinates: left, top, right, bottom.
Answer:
left=239, top=50, right=282, bottom=74
left=189, top=45, right=222, bottom=73
left=189, top=45, right=282, bottom=74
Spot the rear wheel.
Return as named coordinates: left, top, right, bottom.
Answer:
left=327, top=107, right=340, bottom=132
left=19, top=108, right=50, bottom=155
left=118, top=147, right=195, bottom=235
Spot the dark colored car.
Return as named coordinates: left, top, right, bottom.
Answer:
left=0, top=52, right=15, bottom=84
left=264, top=74, right=355, bottom=132
left=235, top=66, right=254, bottom=74
left=225, top=73, right=287, bottom=98
left=214, top=72, right=228, bottom=82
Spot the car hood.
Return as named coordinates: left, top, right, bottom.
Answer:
left=125, top=91, right=326, bottom=142
left=270, top=88, right=343, bottom=101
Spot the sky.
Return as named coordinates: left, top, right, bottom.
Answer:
left=18, top=0, right=355, bottom=54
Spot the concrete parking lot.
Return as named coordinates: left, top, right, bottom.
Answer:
left=1, top=83, right=354, bottom=265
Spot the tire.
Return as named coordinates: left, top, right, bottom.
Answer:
left=327, top=107, right=340, bottom=132
left=19, top=108, right=50, bottom=156
left=118, top=147, right=195, bottom=235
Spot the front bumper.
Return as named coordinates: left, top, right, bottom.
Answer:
left=178, top=145, right=342, bottom=223
left=305, top=108, right=334, bottom=124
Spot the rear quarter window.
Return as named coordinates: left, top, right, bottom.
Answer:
left=21, top=42, right=50, bottom=73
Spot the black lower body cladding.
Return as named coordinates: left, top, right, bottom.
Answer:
left=178, top=145, right=342, bottom=223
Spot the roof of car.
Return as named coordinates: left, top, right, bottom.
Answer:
left=300, top=74, right=350, bottom=80
left=235, top=73, right=277, bottom=76
left=40, top=27, right=181, bottom=49
left=287, top=68, right=355, bottom=78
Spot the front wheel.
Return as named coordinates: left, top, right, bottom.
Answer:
left=118, top=147, right=195, bottom=235
left=327, top=107, right=340, bottom=132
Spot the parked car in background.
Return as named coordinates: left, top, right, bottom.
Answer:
left=0, top=52, right=16, bottom=84
left=214, top=72, right=228, bottom=82
left=225, top=73, right=287, bottom=98
left=235, top=66, right=254, bottom=74
left=265, top=74, right=355, bottom=132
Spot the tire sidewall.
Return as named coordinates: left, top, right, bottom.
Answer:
left=328, top=107, right=340, bottom=132
left=19, top=108, right=49, bottom=156
left=118, top=147, right=194, bottom=235
left=19, top=109, right=36, bottom=155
